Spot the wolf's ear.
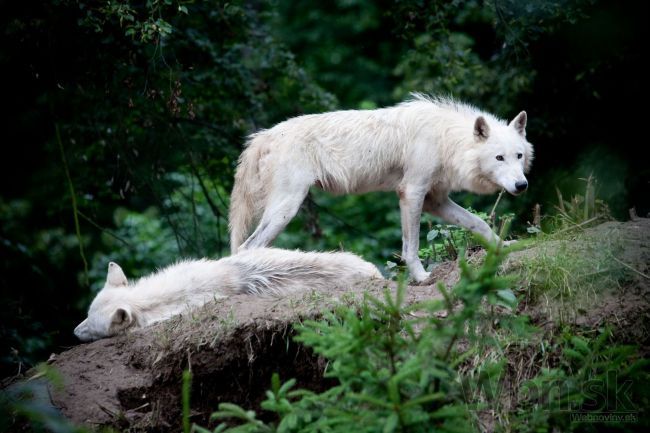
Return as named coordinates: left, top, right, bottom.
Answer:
left=106, top=262, right=128, bottom=287
left=473, top=116, right=490, bottom=141
left=509, top=111, right=527, bottom=136
left=110, top=307, right=135, bottom=331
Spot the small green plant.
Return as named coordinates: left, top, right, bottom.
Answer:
left=419, top=222, right=468, bottom=263
left=384, top=259, right=407, bottom=280
left=418, top=209, right=491, bottom=267
left=417, top=208, right=515, bottom=270
left=552, top=175, right=611, bottom=232
left=183, top=370, right=192, bottom=433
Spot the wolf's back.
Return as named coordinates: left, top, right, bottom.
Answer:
left=223, top=248, right=382, bottom=296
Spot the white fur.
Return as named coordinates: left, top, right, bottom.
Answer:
left=74, top=248, right=382, bottom=342
left=229, top=94, right=534, bottom=282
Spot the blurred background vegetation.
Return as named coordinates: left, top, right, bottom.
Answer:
left=0, top=0, right=647, bottom=377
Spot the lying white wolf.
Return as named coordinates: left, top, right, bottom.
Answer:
left=229, top=94, right=533, bottom=282
left=74, top=248, right=382, bottom=342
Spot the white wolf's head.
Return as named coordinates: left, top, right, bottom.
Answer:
left=74, top=262, right=137, bottom=342
left=472, top=111, right=533, bottom=196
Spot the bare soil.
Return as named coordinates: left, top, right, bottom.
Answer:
left=7, top=219, right=650, bottom=431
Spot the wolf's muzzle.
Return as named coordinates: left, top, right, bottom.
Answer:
left=515, top=181, right=528, bottom=193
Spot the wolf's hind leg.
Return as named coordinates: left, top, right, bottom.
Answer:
left=239, top=188, right=309, bottom=250
left=398, top=183, right=430, bottom=282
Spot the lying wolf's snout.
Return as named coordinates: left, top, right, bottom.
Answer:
left=74, top=319, right=91, bottom=342
left=515, top=181, right=528, bottom=193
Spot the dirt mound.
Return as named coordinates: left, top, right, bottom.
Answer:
left=571, top=218, right=650, bottom=350
left=507, top=218, right=650, bottom=349
left=46, top=272, right=453, bottom=430
left=7, top=219, right=650, bottom=431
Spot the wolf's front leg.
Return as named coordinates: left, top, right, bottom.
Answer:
left=398, top=183, right=430, bottom=282
left=426, top=196, right=500, bottom=244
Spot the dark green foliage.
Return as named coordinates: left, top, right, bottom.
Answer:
left=512, top=329, right=649, bottom=432
left=272, top=0, right=403, bottom=109
left=1, top=0, right=648, bottom=380
left=1, top=0, right=335, bottom=375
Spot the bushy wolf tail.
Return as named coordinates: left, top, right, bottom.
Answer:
left=224, top=248, right=383, bottom=296
left=229, top=138, right=265, bottom=253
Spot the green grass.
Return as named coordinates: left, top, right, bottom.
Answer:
left=506, top=227, right=629, bottom=324
left=546, top=174, right=612, bottom=233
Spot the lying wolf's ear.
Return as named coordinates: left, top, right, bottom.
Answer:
left=106, top=262, right=128, bottom=287
left=509, top=111, right=527, bottom=136
left=473, top=116, right=490, bottom=141
left=110, top=307, right=135, bottom=332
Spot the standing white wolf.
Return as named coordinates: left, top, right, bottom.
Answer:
left=229, top=94, right=533, bottom=282
left=74, top=248, right=382, bottom=342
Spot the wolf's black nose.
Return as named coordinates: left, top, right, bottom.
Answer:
left=515, top=181, right=528, bottom=192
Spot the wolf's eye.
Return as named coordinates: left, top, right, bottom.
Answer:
left=496, top=155, right=504, bottom=161
left=517, top=153, right=523, bottom=159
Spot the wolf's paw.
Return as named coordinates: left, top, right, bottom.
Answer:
left=502, top=239, right=518, bottom=247
left=411, top=270, right=431, bottom=285
left=415, top=274, right=438, bottom=286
